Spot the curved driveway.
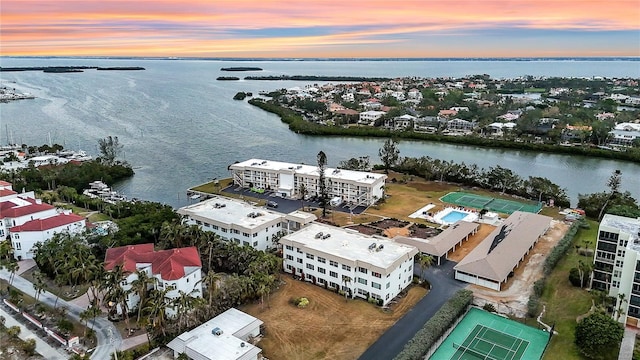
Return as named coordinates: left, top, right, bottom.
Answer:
left=358, top=260, right=466, bottom=360
left=0, top=269, right=121, bottom=360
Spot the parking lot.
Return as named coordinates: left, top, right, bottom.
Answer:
left=221, top=186, right=367, bottom=214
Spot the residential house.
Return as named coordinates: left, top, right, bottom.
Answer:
left=384, top=114, right=415, bottom=130
left=609, top=123, right=640, bottom=147
left=104, top=243, right=202, bottom=317
left=445, top=118, right=475, bottom=134
left=9, top=211, right=87, bottom=260
left=359, top=110, right=386, bottom=125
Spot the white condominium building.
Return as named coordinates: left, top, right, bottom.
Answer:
left=280, top=223, right=418, bottom=305
left=178, top=196, right=287, bottom=251
left=229, top=159, right=387, bottom=207
left=592, top=214, right=640, bottom=327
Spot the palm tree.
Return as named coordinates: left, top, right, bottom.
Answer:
left=418, top=254, right=434, bottom=281
left=32, top=271, right=46, bottom=303
left=79, top=308, right=91, bottom=341
left=6, top=261, right=19, bottom=287
left=172, top=290, right=199, bottom=332
left=130, top=270, right=153, bottom=325
left=199, top=270, right=222, bottom=307
left=616, top=293, right=628, bottom=321
left=144, top=288, right=171, bottom=337
left=342, top=276, right=352, bottom=302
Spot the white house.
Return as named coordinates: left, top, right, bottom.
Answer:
left=177, top=196, right=292, bottom=251
left=280, top=223, right=418, bottom=305
left=591, top=214, right=640, bottom=327
left=229, top=159, right=387, bottom=208
left=608, top=123, right=640, bottom=148
left=358, top=110, right=386, bottom=125
left=104, top=243, right=202, bottom=317
left=9, top=211, right=87, bottom=260
left=167, top=308, right=263, bottom=360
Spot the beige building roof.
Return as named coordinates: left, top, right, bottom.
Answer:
left=393, top=221, right=479, bottom=257
left=454, top=212, right=551, bottom=283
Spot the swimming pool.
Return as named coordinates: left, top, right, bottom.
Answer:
left=442, top=210, right=468, bottom=224
left=433, top=207, right=479, bottom=225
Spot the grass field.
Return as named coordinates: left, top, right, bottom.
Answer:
left=537, top=219, right=606, bottom=360
left=242, top=277, right=427, bottom=360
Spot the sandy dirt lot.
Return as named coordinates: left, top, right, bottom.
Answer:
left=447, top=223, right=497, bottom=262
left=469, top=220, right=570, bottom=317
left=242, top=277, right=427, bottom=360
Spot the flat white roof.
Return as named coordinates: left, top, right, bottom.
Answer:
left=167, top=308, right=263, bottom=360
left=280, top=223, right=417, bottom=270
left=231, top=159, right=386, bottom=184
left=601, top=214, right=640, bottom=252
left=177, top=196, right=283, bottom=229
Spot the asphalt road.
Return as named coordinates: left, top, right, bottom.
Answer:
left=0, top=269, right=122, bottom=360
left=358, top=260, right=467, bottom=360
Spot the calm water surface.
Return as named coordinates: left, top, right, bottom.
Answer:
left=1, top=58, right=638, bottom=207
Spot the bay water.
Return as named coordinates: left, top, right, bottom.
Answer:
left=1, top=58, right=638, bottom=207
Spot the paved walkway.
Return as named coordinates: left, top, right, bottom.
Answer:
left=0, top=269, right=122, bottom=360
left=619, top=327, right=637, bottom=360
left=121, top=333, right=149, bottom=351
left=0, top=307, right=68, bottom=360
left=358, top=260, right=467, bottom=360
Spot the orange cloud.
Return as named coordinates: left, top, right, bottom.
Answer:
left=1, top=0, right=639, bottom=57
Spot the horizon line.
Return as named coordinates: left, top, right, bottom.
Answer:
left=1, top=56, right=639, bottom=61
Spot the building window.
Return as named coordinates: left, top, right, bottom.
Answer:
left=357, top=278, right=367, bottom=285
left=243, top=232, right=250, bottom=237
left=297, top=248, right=303, bottom=254
left=317, top=278, right=325, bottom=284
left=358, top=267, right=368, bottom=274
left=329, top=282, right=338, bottom=288
left=286, top=264, right=294, bottom=271
left=306, top=254, right=315, bottom=260
left=221, top=228, right=228, bottom=233
left=372, top=271, right=382, bottom=278
left=243, top=241, right=249, bottom=246
left=286, top=245, right=294, bottom=251
left=330, top=260, right=338, bottom=267
left=306, top=264, right=314, bottom=270
left=14, top=242, right=21, bottom=251
left=318, top=267, right=326, bottom=274
left=212, top=225, right=219, bottom=230
left=253, top=241, right=258, bottom=247
left=372, top=282, right=381, bottom=289
left=297, top=258, right=303, bottom=264
left=342, top=264, right=351, bottom=271
left=386, top=282, right=390, bottom=289
left=330, top=271, right=338, bottom=278
left=286, top=255, right=293, bottom=260
left=318, top=257, right=326, bottom=263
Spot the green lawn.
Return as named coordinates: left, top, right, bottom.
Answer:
left=541, top=219, right=616, bottom=360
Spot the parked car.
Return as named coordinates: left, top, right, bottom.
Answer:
left=267, top=201, right=278, bottom=208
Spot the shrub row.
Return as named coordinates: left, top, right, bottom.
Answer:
left=394, top=289, right=473, bottom=360
left=527, top=220, right=582, bottom=317
left=543, top=220, right=581, bottom=276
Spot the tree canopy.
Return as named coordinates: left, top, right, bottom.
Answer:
left=575, top=311, right=623, bottom=360
left=379, top=138, right=400, bottom=174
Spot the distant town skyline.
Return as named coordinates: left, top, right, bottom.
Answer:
left=2, top=0, right=639, bottom=58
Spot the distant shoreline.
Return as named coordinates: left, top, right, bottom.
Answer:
left=0, top=66, right=145, bottom=72
left=1, top=56, right=638, bottom=62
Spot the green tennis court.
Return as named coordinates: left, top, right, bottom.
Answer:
left=440, top=192, right=542, bottom=214
left=429, top=308, right=550, bottom=360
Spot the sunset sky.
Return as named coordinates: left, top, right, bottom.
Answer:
left=2, top=0, right=639, bottom=58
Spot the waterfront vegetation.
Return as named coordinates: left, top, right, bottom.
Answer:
left=247, top=74, right=640, bottom=164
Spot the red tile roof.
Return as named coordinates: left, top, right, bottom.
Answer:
left=104, top=244, right=201, bottom=281
left=10, top=213, right=86, bottom=232
left=0, top=198, right=55, bottom=218
left=0, top=189, right=17, bottom=197
left=0, top=180, right=12, bottom=187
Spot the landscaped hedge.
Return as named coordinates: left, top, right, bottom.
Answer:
left=394, top=289, right=473, bottom=360
left=527, top=220, right=581, bottom=317
left=543, top=220, right=581, bottom=276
